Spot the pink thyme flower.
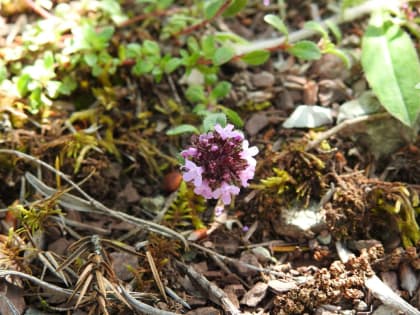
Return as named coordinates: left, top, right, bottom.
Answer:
left=213, top=182, right=240, bottom=205
left=263, top=0, right=270, bottom=6
left=183, top=160, right=203, bottom=187
left=181, top=123, right=258, bottom=205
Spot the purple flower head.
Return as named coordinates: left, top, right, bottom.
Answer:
left=263, top=0, right=270, bottom=6
left=181, top=123, right=258, bottom=205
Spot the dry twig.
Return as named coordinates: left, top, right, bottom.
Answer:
left=0, top=149, right=188, bottom=247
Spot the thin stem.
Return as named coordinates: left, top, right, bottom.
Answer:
left=0, top=149, right=188, bottom=248
left=173, top=0, right=233, bottom=37
left=305, top=112, right=391, bottom=151
left=24, top=0, right=55, bottom=19
left=118, top=7, right=182, bottom=28
left=233, top=0, right=402, bottom=55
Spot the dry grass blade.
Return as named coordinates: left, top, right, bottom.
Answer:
left=56, top=240, right=91, bottom=272
left=95, top=269, right=109, bottom=315
left=0, top=270, right=73, bottom=296
left=74, top=272, right=93, bottom=307
left=101, top=239, right=142, bottom=257
left=37, top=251, right=70, bottom=286
left=146, top=250, right=168, bottom=303
left=102, top=276, right=132, bottom=310
left=0, top=150, right=188, bottom=247
left=119, top=285, right=179, bottom=315
left=69, top=261, right=95, bottom=306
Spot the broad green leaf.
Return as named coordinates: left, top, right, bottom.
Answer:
left=212, top=46, right=235, bottom=65
left=142, top=40, right=160, bottom=55
left=187, top=36, right=200, bottom=53
left=361, top=13, right=420, bottom=127
left=125, top=43, right=142, bottom=58
left=132, top=59, right=154, bottom=75
left=164, top=57, right=182, bottom=73
left=223, top=0, right=248, bottom=17
left=240, top=50, right=270, bottom=65
left=264, top=14, right=288, bottom=36
left=202, top=35, right=216, bottom=59
left=43, top=51, right=55, bottom=69
left=58, top=76, right=77, bottom=95
left=219, top=105, right=244, bottom=127
left=84, top=53, right=98, bottom=67
left=166, top=124, right=199, bottom=135
left=203, top=112, right=227, bottom=132
left=16, top=74, right=31, bottom=97
left=185, top=85, right=205, bottom=103
left=287, top=41, right=321, bottom=60
left=304, top=21, right=328, bottom=38
left=211, top=81, right=231, bottom=100
left=204, top=0, right=224, bottom=19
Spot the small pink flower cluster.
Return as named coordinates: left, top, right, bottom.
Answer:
left=181, top=124, right=258, bottom=205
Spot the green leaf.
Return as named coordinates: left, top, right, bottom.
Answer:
left=29, top=88, right=42, bottom=113
left=219, top=105, right=244, bottom=127
left=204, top=0, right=224, bottom=19
left=142, top=40, right=160, bottom=55
left=287, top=40, right=321, bottom=60
left=304, top=21, right=328, bottom=38
left=84, top=53, right=98, bottom=67
left=164, top=57, right=182, bottom=73
left=361, top=13, right=420, bottom=126
left=185, top=85, right=205, bottom=103
left=324, top=49, right=350, bottom=69
left=240, top=50, right=270, bottom=65
left=58, top=76, right=77, bottom=95
left=211, top=81, right=231, bottom=100
left=212, top=46, right=235, bottom=65
left=223, top=0, right=248, bottom=17
left=187, top=36, right=200, bottom=53
left=193, top=104, right=209, bottom=116
left=264, top=14, right=288, bottom=36
left=203, top=113, right=227, bottom=132
left=45, top=80, right=61, bottom=98
left=325, top=20, right=342, bottom=43
left=43, top=51, right=55, bottom=69
left=125, top=43, right=142, bottom=58
left=0, top=63, right=7, bottom=82
left=202, top=35, right=216, bottom=59
left=132, top=59, right=154, bottom=75
left=16, top=74, right=31, bottom=97
left=166, top=124, right=199, bottom=135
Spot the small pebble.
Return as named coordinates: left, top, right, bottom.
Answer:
left=251, top=71, right=275, bottom=88
left=317, top=230, right=332, bottom=245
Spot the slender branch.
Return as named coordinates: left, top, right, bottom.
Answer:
left=173, top=0, right=233, bottom=36
left=305, top=112, right=391, bottom=151
left=0, top=270, right=73, bottom=296
left=119, top=286, right=179, bottom=315
left=0, top=149, right=188, bottom=248
left=118, top=7, right=182, bottom=28
left=233, top=0, right=402, bottom=55
left=23, top=0, right=56, bottom=19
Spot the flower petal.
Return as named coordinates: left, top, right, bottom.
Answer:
left=194, top=180, right=213, bottom=199
left=183, top=160, right=203, bottom=186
